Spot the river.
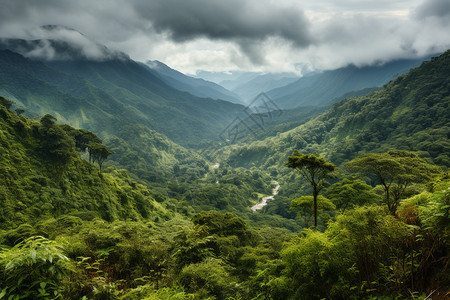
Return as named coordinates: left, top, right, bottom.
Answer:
left=251, top=181, right=280, bottom=212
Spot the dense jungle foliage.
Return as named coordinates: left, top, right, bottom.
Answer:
left=0, top=51, right=449, bottom=299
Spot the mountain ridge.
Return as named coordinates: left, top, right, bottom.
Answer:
left=0, top=25, right=129, bottom=61
left=145, top=60, right=244, bottom=104
left=222, top=50, right=450, bottom=170
left=0, top=100, right=170, bottom=229
left=267, top=56, right=437, bottom=108
left=0, top=48, right=232, bottom=182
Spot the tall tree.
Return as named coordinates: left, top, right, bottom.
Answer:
left=39, top=114, right=74, bottom=180
left=290, top=195, right=335, bottom=227
left=346, top=150, right=440, bottom=215
left=87, top=142, right=113, bottom=171
left=61, top=126, right=102, bottom=153
left=286, top=151, right=336, bottom=227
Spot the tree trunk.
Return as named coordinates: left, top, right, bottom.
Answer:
left=313, top=188, right=318, bottom=228
left=383, top=182, right=393, bottom=215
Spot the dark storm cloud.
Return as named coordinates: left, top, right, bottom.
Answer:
left=0, top=0, right=313, bottom=66
left=0, top=0, right=449, bottom=73
left=415, top=0, right=450, bottom=19
left=133, top=0, right=313, bottom=47
left=0, top=0, right=65, bottom=19
left=0, top=0, right=72, bottom=33
left=0, top=0, right=135, bottom=60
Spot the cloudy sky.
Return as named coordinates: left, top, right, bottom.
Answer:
left=1, top=0, right=449, bottom=75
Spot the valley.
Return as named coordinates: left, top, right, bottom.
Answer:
left=251, top=181, right=280, bottom=211
left=0, top=21, right=449, bottom=300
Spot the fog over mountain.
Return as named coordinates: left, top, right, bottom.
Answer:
left=0, top=25, right=128, bottom=61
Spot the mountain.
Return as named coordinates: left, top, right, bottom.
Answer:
left=195, top=70, right=299, bottom=103
left=0, top=47, right=244, bottom=184
left=194, top=70, right=259, bottom=89
left=0, top=25, right=128, bottom=61
left=0, top=100, right=169, bottom=229
left=267, top=56, right=435, bottom=108
left=231, top=72, right=299, bottom=103
left=145, top=60, right=244, bottom=104
left=221, top=50, right=450, bottom=169
left=0, top=27, right=245, bottom=147
left=43, top=57, right=244, bottom=146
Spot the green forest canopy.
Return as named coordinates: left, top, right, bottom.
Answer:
left=0, top=50, right=449, bottom=299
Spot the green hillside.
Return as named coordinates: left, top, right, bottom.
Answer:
left=224, top=50, right=450, bottom=170
left=1, top=96, right=448, bottom=299
left=0, top=46, right=245, bottom=146
left=0, top=50, right=222, bottom=181
left=0, top=98, right=169, bottom=229
left=0, top=48, right=449, bottom=300
left=267, top=56, right=434, bottom=108
left=46, top=58, right=244, bottom=146
left=0, top=94, right=285, bottom=229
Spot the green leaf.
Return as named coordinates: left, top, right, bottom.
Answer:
left=31, top=250, right=36, bottom=262
left=0, top=288, right=7, bottom=299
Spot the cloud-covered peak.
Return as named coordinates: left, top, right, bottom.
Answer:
left=0, top=0, right=449, bottom=73
left=0, top=24, right=129, bottom=61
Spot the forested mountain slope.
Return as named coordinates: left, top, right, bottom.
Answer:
left=0, top=50, right=205, bottom=181
left=1, top=95, right=448, bottom=300
left=0, top=98, right=169, bottom=229
left=145, top=60, right=243, bottom=104
left=267, top=56, right=434, bottom=108
left=228, top=72, right=299, bottom=103
left=224, top=50, right=450, bottom=169
left=45, top=57, right=244, bottom=146
left=0, top=39, right=245, bottom=146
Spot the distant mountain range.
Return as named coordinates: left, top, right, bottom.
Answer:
left=194, top=70, right=299, bottom=103
left=223, top=50, right=450, bottom=169
left=266, top=57, right=435, bottom=108
left=0, top=25, right=445, bottom=184
left=194, top=57, right=433, bottom=108
left=0, top=26, right=246, bottom=181
left=231, top=73, right=299, bottom=103
left=145, top=60, right=243, bottom=104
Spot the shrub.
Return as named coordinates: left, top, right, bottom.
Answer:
left=0, top=236, right=69, bottom=299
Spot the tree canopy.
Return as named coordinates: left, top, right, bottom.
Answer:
left=290, top=195, right=335, bottom=227
left=346, top=150, right=440, bottom=214
left=326, top=178, right=380, bottom=211
left=286, top=151, right=336, bottom=227
left=87, top=142, right=113, bottom=171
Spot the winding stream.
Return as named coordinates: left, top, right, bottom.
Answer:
left=251, top=181, right=280, bottom=212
